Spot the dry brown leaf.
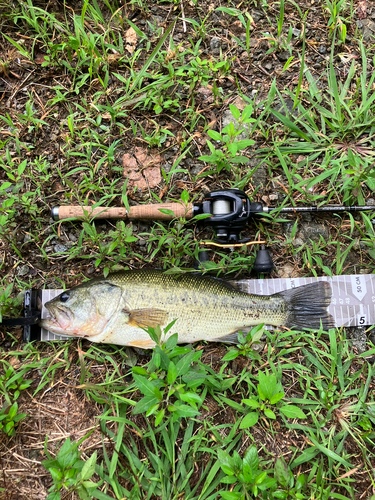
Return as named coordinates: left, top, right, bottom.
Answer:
left=34, top=53, right=47, bottom=64
left=125, top=27, right=137, bottom=54
left=123, top=147, right=162, bottom=190
left=231, top=96, right=246, bottom=111
left=197, top=86, right=214, bottom=103
left=108, top=52, right=121, bottom=66
left=357, top=0, right=367, bottom=19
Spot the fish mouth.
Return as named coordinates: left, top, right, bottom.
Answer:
left=40, top=304, right=74, bottom=334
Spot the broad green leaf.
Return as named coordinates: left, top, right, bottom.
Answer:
left=0, top=182, right=12, bottom=191
left=279, top=405, right=307, bottom=419
left=158, top=208, right=175, bottom=216
left=132, top=395, right=160, bottom=414
left=4, top=421, right=14, bottom=434
left=165, top=332, right=178, bottom=349
left=174, top=404, right=200, bottom=418
left=167, top=361, right=177, bottom=385
left=180, top=189, right=189, bottom=204
left=46, top=493, right=61, bottom=500
left=296, top=473, right=306, bottom=490
left=255, top=470, right=268, bottom=484
left=216, top=6, right=241, bottom=16
left=242, top=399, right=261, bottom=409
left=229, top=104, right=241, bottom=120
left=273, top=490, right=288, bottom=499
left=82, top=480, right=99, bottom=490
left=227, top=142, right=238, bottom=155
left=264, top=408, right=276, bottom=419
left=199, top=154, right=218, bottom=162
left=243, top=462, right=253, bottom=483
left=81, top=451, right=97, bottom=481
left=176, top=351, right=195, bottom=377
left=132, top=366, right=148, bottom=376
left=8, top=402, right=18, bottom=420
left=274, top=457, right=290, bottom=488
left=241, top=104, right=254, bottom=121
left=243, top=445, right=259, bottom=472
left=132, top=374, right=156, bottom=397
left=236, top=139, right=255, bottom=149
left=222, top=349, right=239, bottom=361
left=229, top=155, right=249, bottom=164
left=56, top=438, right=79, bottom=469
left=220, top=492, right=242, bottom=500
left=269, top=392, right=284, bottom=405
left=257, top=371, right=277, bottom=400
left=208, top=130, right=222, bottom=141
left=154, top=408, right=165, bottom=426
left=217, top=449, right=234, bottom=475
left=92, top=490, right=121, bottom=500
left=179, top=392, right=203, bottom=406
left=220, top=476, right=237, bottom=484
left=240, top=412, right=259, bottom=428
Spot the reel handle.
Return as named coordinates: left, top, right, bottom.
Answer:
left=52, top=203, right=194, bottom=221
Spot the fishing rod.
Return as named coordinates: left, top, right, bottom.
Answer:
left=51, top=189, right=375, bottom=273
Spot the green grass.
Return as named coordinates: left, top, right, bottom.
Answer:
left=1, top=0, right=375, bottom=498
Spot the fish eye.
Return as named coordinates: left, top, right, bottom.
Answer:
left=60, top=292, right=70, bottom=303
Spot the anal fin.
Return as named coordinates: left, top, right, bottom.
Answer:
left=211, top=332, right=239, bottom=344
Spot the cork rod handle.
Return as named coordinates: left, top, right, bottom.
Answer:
left=53, top=203, right=194, bottom=221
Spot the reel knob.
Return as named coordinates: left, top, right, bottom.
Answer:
left=253, top=245, right=274, bottom=274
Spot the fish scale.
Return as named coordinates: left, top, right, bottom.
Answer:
left=40, top=269, right=334, bottom=348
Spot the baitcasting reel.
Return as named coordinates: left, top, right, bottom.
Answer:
left=193, top=189, right=274, bottom=273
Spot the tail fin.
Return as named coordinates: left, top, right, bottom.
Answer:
left=279, top=281, right=334, bottom=331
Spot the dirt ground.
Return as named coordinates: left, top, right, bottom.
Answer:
left=1, top=0, right=375, bottom=498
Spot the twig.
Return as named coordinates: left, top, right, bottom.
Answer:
left=9, top=69, right=36, bottom=102
left=181, top=1, right=187, bottom=33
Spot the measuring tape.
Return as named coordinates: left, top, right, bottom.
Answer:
left=235, top=274, right=374, bottom=329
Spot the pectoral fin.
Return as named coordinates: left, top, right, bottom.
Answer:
left=123, top=308, right=169, bottom=328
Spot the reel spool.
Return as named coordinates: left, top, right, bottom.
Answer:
left=194, top=189, right=273, bottom=273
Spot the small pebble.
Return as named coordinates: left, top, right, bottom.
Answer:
left=292, top=27, right=301, bottom=37
left=17, top=264, right=30, bottom=277
left=277, top=51, right=290, bottom=62
left=318, top=45, right=326, bottom=54
left=292, top=237, right=305, bottom=247
left=210, top=37, right=221, bottom=51
left=54, top=244, right=68, bottom=253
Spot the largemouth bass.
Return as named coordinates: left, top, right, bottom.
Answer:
left=40, top=269, right=334, bottom=348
